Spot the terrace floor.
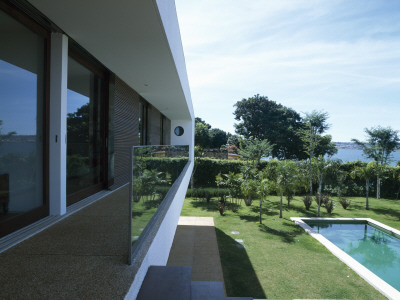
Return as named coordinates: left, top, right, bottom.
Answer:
left=0, top=187, right=226, bottom=299
left=0, top=185, right=135, bottom=299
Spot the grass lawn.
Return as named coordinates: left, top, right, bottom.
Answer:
left=180, top=194, right=400, bottom=299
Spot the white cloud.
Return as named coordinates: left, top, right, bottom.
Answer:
left=176, top=0, right=400, bottom=141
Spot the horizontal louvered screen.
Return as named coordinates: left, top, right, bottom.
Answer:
left=148, top=106, right=161, bottom=145
left=111, top=77, right=140, bottom=189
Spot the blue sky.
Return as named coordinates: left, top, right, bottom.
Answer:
left=175, top=0, right=400, bottom=142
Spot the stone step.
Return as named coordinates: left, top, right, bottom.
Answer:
left=191, top=281, right=225, bottom=300
left=137, top=266, right=192, bottom=300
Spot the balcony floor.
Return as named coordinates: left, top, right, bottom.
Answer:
left=0, top=185, right=134, bottom=299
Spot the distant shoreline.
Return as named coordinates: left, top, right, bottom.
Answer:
left=334, top=142, right=400, bottom=151
left=334, top=142, right=362, bottom=150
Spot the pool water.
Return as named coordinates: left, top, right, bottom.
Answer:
left=306, top=221, right=400, bottom=291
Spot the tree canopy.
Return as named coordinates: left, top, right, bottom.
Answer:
left=233, top=95, right=304, bottom=160
left=194, top=117, right=228, bottom=149
left=233, top=95, right=338, bottom=160
left=301, top=110, right=337, bottom=159
left=352, top=126, right=400, bottom=165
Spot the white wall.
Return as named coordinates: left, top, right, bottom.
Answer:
left=155, top=0, right=194, bottom=121
left=124, top=160, right=194, bottom=299
left=49, top=33, right=68, bottom=216
left=170, top=119, right=195, bottom=161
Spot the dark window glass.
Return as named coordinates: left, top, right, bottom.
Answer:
left=174, top=126, right=184, bottom=136
left=67, top=56, right=103, bottom=196
left=138, top=101, right=147, bottom=145
left=0, top=9, right=45, bottom=223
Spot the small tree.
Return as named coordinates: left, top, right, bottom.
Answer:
left=257, top=172, right=269, bottom=224
left=239, top=137, right=274, bottom=168
left=274, top=160, right=299, bottom=218
left=301, top=111, right=337, bottom=196
left=311, top=156, right=337, bottom=217
left=352, top=126, right=400, bottom=199
left=350, top=161, right=376, bottom=209
left=240, top=166, right=258, bottom=206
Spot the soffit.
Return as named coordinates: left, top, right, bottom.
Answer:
left=28, top=0, right=191, bottom=120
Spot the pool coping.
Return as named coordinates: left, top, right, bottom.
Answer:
left=291, top=217, right=400, bottom=300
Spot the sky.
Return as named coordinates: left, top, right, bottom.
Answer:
left=175, top=0, right=400, bottom=142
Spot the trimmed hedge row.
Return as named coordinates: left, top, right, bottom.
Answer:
left=143, top=157, right=400, bottom=199
left=192, top=158, right=400, bottom=199
left=143, top=157, right=188, bottom=183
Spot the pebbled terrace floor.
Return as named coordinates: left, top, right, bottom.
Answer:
left=0, top=186, right=134, bottom=299
left=0, top=189, right=226, bottom=299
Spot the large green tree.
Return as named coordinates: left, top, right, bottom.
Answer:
left=352, top=126, right=400, bottom=199
left=194, top=117, right=228, bottom=149
left=195, top=121, right=211, bottom=148
left=233, top=94, right=305, bottom=160
left=209, top=128, right=228, bottom=148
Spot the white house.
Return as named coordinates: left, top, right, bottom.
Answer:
left=0, top=0, right=195, bottom=298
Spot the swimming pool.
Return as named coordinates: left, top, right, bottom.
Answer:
left=291, top=217, right=400, bottom=300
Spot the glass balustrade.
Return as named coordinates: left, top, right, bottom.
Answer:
left=129, top=145, right=189, bottom=260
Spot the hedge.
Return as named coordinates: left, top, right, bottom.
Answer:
left=192, top=158, right=400, bottom=199
left=143, top=157, right=188, bottom=183
left=141, top=157, right=400, bottom=199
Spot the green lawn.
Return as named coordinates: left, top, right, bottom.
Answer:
left=181, top=195, right=400, bottom=299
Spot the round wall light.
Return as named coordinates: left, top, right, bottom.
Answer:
left=174, top=126, right=184, bottom=136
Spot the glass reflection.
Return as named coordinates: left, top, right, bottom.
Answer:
left=130, top=145, right=189, bottom=249
left=67, top=57, right=103, bottom=196
left=0, top=8, right=45, bottom=223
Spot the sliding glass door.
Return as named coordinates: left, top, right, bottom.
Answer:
left=67, top=52, right=106, bottom=205
left=0, top=5, right=48, bottom=236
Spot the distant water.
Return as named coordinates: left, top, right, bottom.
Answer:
left=330, top=149, right=400, bottom=166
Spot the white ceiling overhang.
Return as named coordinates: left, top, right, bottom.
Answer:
left=28, top=0, right=193, bottom=121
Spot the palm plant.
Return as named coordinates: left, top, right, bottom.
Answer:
left=274, top=160, right=299, bottom=218
left=311, top=156, right=338, bottom=217
left=351, top=161, right=376, bottom=210
left=256, top=171, right=269, bottom=224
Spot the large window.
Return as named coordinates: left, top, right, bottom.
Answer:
left=0, top=6, right=48, bottom=236
left=67, top=52, right=106, bottom=204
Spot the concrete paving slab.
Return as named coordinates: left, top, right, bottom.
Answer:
left=191, top=281, right=225, bottom=300
left=137, top=266, right=192, bottom=300
left=168, top=216, right=225, bottom=292
left=178, top=216, right=214, bottom=226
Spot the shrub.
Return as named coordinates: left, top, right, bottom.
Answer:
left=186, top=187, right=230, bottom=200
left=303, top=195, right=312, bottom=210
left=325, top=199, right=335, bottom=214
left=339, top=197, right=351, bottom=209
left=217, top=196, right=226, bottom=216
left=314, top=193, right=329, bottom=206
left=241, top=179, right=258, bottom=206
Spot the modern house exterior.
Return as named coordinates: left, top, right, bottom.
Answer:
left=0, top=0, right=194, bottom=298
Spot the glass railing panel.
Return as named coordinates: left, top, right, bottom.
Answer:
left=130, top=145, right=189, bottom=253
